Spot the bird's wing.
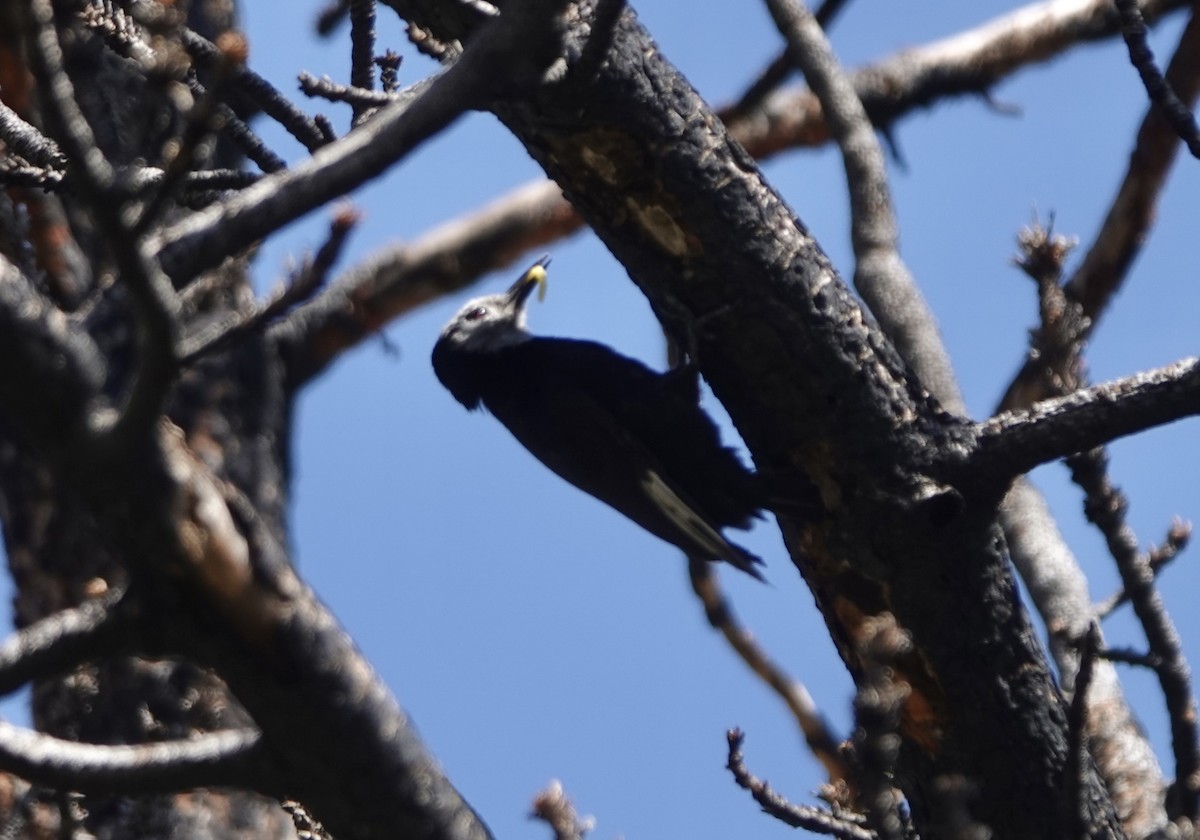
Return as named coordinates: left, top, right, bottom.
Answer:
left=479, top=340, right=767, bottom=574
left=530, top=339, right=765, bottom=528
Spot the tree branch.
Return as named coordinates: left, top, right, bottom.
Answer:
left=725, top=730, right=873, bottom=839
left=726, top=0, right=853, bottom=121
left=272, top=179, right=575, bottom=386
left=0, top=99, right=66, bottom=170
left=763, top=0, right=963, bottom=412
left=997, top=223, right=1171, bottom=834
left=971, top=357, right=1200, bottom=482
left=179, top=208, right=357, bottom=365
left=177, top=24, right=334, bottom=152
left=348, top=0, right=378, bottom=126
left=1095, top=519, right=1190, bottom=618
left=151, top=0, right=571, bottom=288
left=1000, top=7, right=1200, bottom=409
left=741, top=0, right=1189, bottom=156
left=1114, top=0, right=1200, bottom=157
left=687, top=559, right=852, bottom=795
left=1066, top=448, right=1200, bottom=822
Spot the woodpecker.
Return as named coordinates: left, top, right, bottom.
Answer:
left=431, top=259, right=767, bottom=579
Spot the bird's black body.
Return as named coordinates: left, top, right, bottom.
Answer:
left=432, top=261, right=766, bottom=578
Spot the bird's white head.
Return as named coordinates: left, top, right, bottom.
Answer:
left=437, top=258, right=549, bottom=352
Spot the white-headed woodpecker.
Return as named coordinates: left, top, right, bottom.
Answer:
left=431, top=259, right=767, bottom=579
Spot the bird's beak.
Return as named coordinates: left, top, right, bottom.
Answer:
left=506, top=256, right=551, bottom=309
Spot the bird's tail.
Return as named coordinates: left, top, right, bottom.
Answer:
left=714, top=540, right=767, bottom=582
left=644, top=471, right=767, bottom=581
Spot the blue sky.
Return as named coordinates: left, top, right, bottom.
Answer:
left=8, top=1, right=1200, bottom=837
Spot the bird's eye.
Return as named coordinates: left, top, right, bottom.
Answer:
left=464, top=306, right=488, bottom=322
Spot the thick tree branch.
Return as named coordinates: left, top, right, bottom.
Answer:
left=0, top=722, right=270, bottom=796
left=972, top=358, right=1200, bottom=481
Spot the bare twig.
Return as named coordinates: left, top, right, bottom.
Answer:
left=183, top=76, right=288, bottom=174
left=0, top=99, right=66, bottom=170
left=1095, top=519, right=1191, bottom=618
left=349, top=0, right=378, bottom=126
left=1001, top=221, right=1174, bottom=835
left=1100, top=647, right=1162, bottom=669
left=177, top=26, right=335, bottom=151
left=687, top=558, right=852, bottom=795
left=130, top=35, right=250, bottom=237
left=299, top=71, right=442, bottom=116
left=180, top=208, right=358, bottom=365
left=377, top=51, right=404, bottom=93
left=1114, top=0, right=1200, bottom=157
left=80, top=3, right=289, bottom=175
left=725, top=730, right=874, bottom=840
left=530, top=780, right=594, bottom=840
left=1067, top=447, right=1200, bottom=822
left=1011, top=219, right=1200, bottom=822
left=0, top=722, right=269, bottom=796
